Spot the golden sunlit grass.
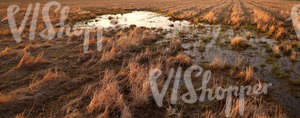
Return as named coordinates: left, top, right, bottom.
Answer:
left=245, top=32, right=251, bottom=40
left=231, top=36, right=248, bottom=49
left=250, top=8, right=287, bottom=38
left=235, top=65, right=254, bottom=82
left=245, top=66, right=254, bottom=81
left=202, top=2, right=229, bottom=23
left=272, top=45, right=281, bottom=57
left=203, top=11, right=218, bottom=23
left=230, top=2, right=245, bottom=26
left=209, top=57, right=227, bottom=70
left=253, top=9, right=271, bottom=24
left=231, top=36, right=243, bottom=46
left=268, top=25, right=276, bottom=35
left=275, top=27, right=287, bottom=39
left=290, top=50, right=297, bottom=62
left=253, top=9, right=272, bottom=32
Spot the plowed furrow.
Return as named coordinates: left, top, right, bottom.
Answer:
left=185, top=0, right=227, bottom=20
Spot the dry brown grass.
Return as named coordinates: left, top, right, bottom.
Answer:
left=96, top=106, right=110, bottom=118
left=169, top=39, right=182, bottom=52
left=254, top=9, right=271, bottom=23
left=231, top=36, right=247, bottom=49
left=209, top=57, right=227, bottom=70
left=245, top=66, right=254, bottom=81
left=166, top=53, right=192, bottom=68
left=87, top=70, right=133, bottom=118
left=16, top=52, right=47, bottom=69
left=87, top=76, right=122, bottom=112
left=128, top=62, right=151, bottom=105
left=0, top=0, right=298, bottom=117
left=282, top=43, right=293, bottom=55
left=290, top=50, right=297, bottom=62
left=236, top=66, right=254, bottom=81
left=0, top=92, right=13, bottom=103
left=22, top=43, right=40, bottom=52
left=203, top=11, right=218, bottom=23
left=0, top=47, right=10, bottom=56
left=28, top=68, right=59, bottom=89
left=15, top=113, right=25, bottom=118
left=120, top=104, right=132, bottom=118
left=245, top=32, right=251, bottom=40
left=234, top=56, right=243, bottom=68
left=272, top=45, right=280, bottom=56
left=193, top=94, right=286, bottom=118
left=230, top=1, right=245, bottom=26
left=231, top=36, right=243, bottom=46
left=0, top=29, right=11, bottom=36
left=228, top=98, right=286, bottom=118
left=268, top=25, right=276, bottom=36
left=88, top=81, right=122, bottom=111
left=0, top=0, right=296, bottom=39
left=136, top=48, right=157, bottom=63
left=253, top=9, right=272, bottom=31
left=100, top=47, right=121, bottom=64
left=275, top=27, right=287, bottom=39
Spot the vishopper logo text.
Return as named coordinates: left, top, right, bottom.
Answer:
left=292, top=5, right=300, bottom=40
left=149, top=65, right=272, bottom=117
left=1, top=1, right=103, bottom=53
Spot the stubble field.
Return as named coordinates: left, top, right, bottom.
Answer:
left=0, top=0, right=300, bottom=118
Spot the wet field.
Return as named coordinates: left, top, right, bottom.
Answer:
left=76, top=11, right=300, bottom=116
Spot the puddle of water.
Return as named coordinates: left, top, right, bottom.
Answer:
left=75, top=11, right=224, bottom=41
left=75, top=11, right=191, bottom=30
